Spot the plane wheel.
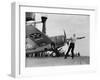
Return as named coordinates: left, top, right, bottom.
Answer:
left=27, top=53, right=33, bottom=57
left=31, top=53, right=33, bottom=57
left=26, top=54, right=29, bottom=57
left=52, top=52, right=56, bottom=57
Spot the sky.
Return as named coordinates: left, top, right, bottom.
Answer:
left=33, top=13, right=90, bottom=56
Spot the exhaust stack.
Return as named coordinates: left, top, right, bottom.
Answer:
left=41, top=16, right=47, bottom=34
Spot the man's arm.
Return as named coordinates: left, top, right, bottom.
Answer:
left=77, top=36, right=85, bottom=39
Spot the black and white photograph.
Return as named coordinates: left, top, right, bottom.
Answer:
left=25, top=12, right=90, bottom=67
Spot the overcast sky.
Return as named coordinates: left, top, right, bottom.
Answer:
left=34, top=13, right=90, bottom=56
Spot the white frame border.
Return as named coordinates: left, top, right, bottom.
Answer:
left=11, top=2, right=97, bottom=78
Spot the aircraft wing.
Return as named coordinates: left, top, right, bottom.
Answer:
left=26, top=44, right=51, bottom=53
left=26, top=25, right=52, bottom=47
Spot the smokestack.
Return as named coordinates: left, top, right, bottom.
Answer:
left=41, top=16, right=47, bottom=34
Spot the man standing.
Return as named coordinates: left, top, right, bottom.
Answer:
left=64, top=34, right=85, bottom=59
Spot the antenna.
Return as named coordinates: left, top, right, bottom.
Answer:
left=63, top=29, right=66, bottom=43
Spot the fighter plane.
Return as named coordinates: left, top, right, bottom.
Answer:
left=26, top=15, right=66, bottom=57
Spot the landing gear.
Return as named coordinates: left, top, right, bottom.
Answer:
left=26, top=53, right=33, bottom=57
